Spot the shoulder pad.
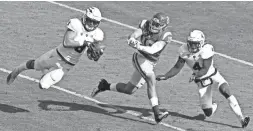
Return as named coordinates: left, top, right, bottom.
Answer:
left=138, top=20, right=147, bottom=29
left=200, top=44, right=215, bottom=59
left=93, top=28, right=104, bottom=42
left=67, top=18, right=83, bottom=33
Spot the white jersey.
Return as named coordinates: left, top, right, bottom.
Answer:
left=57, top=18, right=104, bottom=65
left=178, top=43, right=215, bottom=79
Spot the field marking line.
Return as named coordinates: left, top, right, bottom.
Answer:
left=0, top=68, right=186, bottom=131
left=47, top=1, right=253, bottom=68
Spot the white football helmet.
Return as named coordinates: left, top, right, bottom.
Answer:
left=187, top=30, right=205, bottom=53
left=82, top=7, right=102, bottom=31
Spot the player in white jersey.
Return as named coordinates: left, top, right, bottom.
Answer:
left=156, top=30, right=250, bottom=128
left=91, top=13, right=172, bottom=124
left=7, top=7, right=105, bottom=89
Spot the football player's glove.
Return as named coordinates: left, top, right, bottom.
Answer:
left=127, top=37, right=141, bottom=49
left=87, top=43, right=105, bottom=61
left=189, top=73, right=196, bottom=83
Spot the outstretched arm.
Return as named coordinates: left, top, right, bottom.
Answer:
left=156, top=56, right=185, bottom=81
left=136, top=41, right=166, bottom=54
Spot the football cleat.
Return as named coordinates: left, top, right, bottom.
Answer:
left=6, top=68, right=21, bottom=85
left=241, top=116, right=250, bottom=128
left=155, top=111, right=169, bottom=124
left=91, top=79, right=110, bottom=97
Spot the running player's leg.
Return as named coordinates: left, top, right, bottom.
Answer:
left=39, top=51, right=73, bottom=89
left=91, top=53, right=146, bottom=97
left=91, top=69, right=145, bottom=97
left=197, top=83, right=217, bottom=117
left=7, top=49, right=54, bottom=85
left=214, top=71, right=250, bottom=128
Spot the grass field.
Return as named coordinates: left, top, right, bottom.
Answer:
left=0, top=1, right=253, bottom=131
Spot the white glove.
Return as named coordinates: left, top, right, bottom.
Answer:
left=127, top=37, right=141, bottom=49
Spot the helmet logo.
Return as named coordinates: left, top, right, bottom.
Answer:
left=153, top=18, right=159, bottom=23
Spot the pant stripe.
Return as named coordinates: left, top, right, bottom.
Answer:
left=132, top=52, right=146, bottom=79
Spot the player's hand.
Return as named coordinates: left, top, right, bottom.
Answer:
left=127, top=37, right=140, bottom=49
left=156, top=75, right=167, bottom=81
left=189, top=73, right=196, bottom=83
left=87, top=43, right=105, bottom=62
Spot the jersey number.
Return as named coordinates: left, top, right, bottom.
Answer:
left=74, top=46, right=85, bottom=53
left=193, top=62, right=201, bottom=71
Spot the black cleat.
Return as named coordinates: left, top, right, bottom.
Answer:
left=241, top=116, right=250, bottom=128
left=91, top=79, right=110, bottom=97
left=6, top=68, right=20, bottom=85
left=155, top=111, right=169, bottom=124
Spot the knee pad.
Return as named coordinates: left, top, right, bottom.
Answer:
left=219, top=83, right=231, bottom=99
left=39, top=69, right=64, bottom=89
left=202, top=108, right=213, bottom=117
left=26, top=60, right=35, bottom=69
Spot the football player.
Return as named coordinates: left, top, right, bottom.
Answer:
left=91, top=12, right=172, bottom=124
left=7, top=7, right=105, bottom=89
left=156, top=30, right=250, bottom=128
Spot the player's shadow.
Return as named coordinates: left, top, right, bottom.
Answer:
left=168, top=112, right=241, bottom=128
left=97, top=103, right=155, bottom=117
left=98, top=104, right=241, bottom=128
left=0, top=103, right=29, bottom=113
left=37, top=100, right=155, bottom=125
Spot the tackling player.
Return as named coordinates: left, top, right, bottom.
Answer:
left=156, top=30, right=250, bottom=128
left=7, top=7, right=105, bottom=89
left=91, top=13, right=172, bottom=124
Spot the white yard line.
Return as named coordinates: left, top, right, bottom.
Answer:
left=1, top=68, right=186, bottom=131
left=3, top=1, right=252, bottom=131
left=48, top=1, right=253, bottom=68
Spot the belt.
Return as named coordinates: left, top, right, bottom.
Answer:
left=56, top=49, right=75, bottom=66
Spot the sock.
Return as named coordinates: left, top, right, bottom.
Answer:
left=150, top=97, right=159, bottom=116
left=150, top=97, right=159, bottom=107
left=26, top=60, right=35, bottom=69
left=228, top=95, right=244, bottom=120
left=14, top=60, right=33, bottom=74
left=109, top=83, right=129, bottom=93
left=110, top=83, right=118, bottom=92
left=152, top=105, right=160, bottom=117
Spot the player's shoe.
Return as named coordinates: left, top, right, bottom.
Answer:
left=91, top=79, right=110, bottom=97
left=155, top=111, right=169, bottom=124
left=203, top=103, right=218, bottom=118
left=6, top=68, right=21, bottom=85
left=152, top=105, right=169, bottom=124
left=241, top=116, right=250, bottom=128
